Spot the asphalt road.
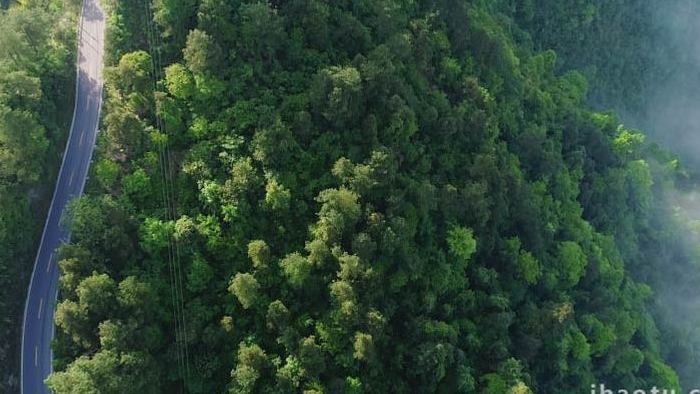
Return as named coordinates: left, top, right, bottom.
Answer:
left=21, top=0, right=105, bottom=392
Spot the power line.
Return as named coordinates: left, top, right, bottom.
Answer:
left=139, top=0, right=190, bottom=385
left=146, top=5, right=192, bottom=379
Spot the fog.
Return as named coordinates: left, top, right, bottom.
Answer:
left=643, top=1, right=700, bottom=166
left=624, top=1, right=700, bottom=387
left=649, top=189, right=700, bottom=388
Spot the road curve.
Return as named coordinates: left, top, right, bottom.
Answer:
left=21, top=0, right=105, bottom=392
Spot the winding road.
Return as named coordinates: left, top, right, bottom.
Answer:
left=21, top=0, right=105, bottom=392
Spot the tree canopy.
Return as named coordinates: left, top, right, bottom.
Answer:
left=42, top=0, right=700, bottom=393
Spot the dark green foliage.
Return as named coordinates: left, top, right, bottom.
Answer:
left=0, top=0, right=80, bottom=390
left=510, top=1, right=700, bottom=387
left=47, top=0, right=698, bottom=393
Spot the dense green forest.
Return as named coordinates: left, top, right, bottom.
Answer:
left=0, top=0, right=688, bottom=393
left=0, top=0, right=78, bottom=391
left=512, top=1, right=700, bottom=387
left=511, top=0, right=664, bottom=117
left=510, top=0, right=700, bottom=166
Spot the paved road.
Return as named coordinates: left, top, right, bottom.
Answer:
left=21, top=0, right=105, bottom=392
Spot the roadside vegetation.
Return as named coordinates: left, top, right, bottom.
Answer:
left=0, top=0, right=79, bottom=390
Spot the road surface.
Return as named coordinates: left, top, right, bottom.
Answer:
left=21, top=0, right=105, bottom=391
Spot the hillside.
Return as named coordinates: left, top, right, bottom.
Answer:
left=41, top=0, right=699, bottom=393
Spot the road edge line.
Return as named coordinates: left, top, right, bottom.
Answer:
left=20, top=0, right=86, bottom=391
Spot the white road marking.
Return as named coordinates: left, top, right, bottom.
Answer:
left=46, top=252, right=54, bottom=272
left=69, top=171, right=76, bottom=187
left=21, top=0, right=106, bottom=387
left=37, top=298, right=43, bottom=319
left=80, top=130, right=86, bottom=147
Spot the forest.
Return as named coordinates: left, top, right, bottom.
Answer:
left=0, top=0, right=79, bottom=390
left=3, top=0, right=700, bottom=393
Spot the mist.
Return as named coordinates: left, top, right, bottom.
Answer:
left=526, top=0, right=700, bottom=387
left=643, top=1, right=700, bottom=166
left=619, top=0, right=700, bottom=387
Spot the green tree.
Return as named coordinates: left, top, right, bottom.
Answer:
left=313, top=188, right=361, bottom=244
left=153, top=0, right=198, bottom=47
left=122, top=168, right=151, bottom=204
left=248, top=240, right=271, bottom=270
left=183, top=29, right=223, bottom=76
left=46, top=350, right=159, bottom=394
left=94, top=159, right=120, bottom=191
left=187, top=256, right=214, bottom=293
left=446, top=225, right=477, bottom=267
left=165, top=63, right=195, bottom=99
left=106, top=51, right=152, bottom=102
left=0, top=107, right=48, bottom=183
left=557, top=241, right=587, bottom=288
left=266, top=300, right=289, bottom=331
left=352, top=332, right=374, bottom=362
left=280, top=252, right=313, bottom=288
left=229, top=273, right=260, bottom=309
left=230, top=342, right=269, bottom=394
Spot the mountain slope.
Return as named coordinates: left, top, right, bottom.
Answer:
left=47, top=1, right=688, bottom=392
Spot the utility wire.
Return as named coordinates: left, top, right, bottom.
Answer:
left=144, top=3, right=192, bottom=379
left=141, top=7, right=185, bottom=378
left=139, top=0, right=190, bottom=384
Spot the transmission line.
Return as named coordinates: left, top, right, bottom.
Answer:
left=139, top=0, right=191, bottom=384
